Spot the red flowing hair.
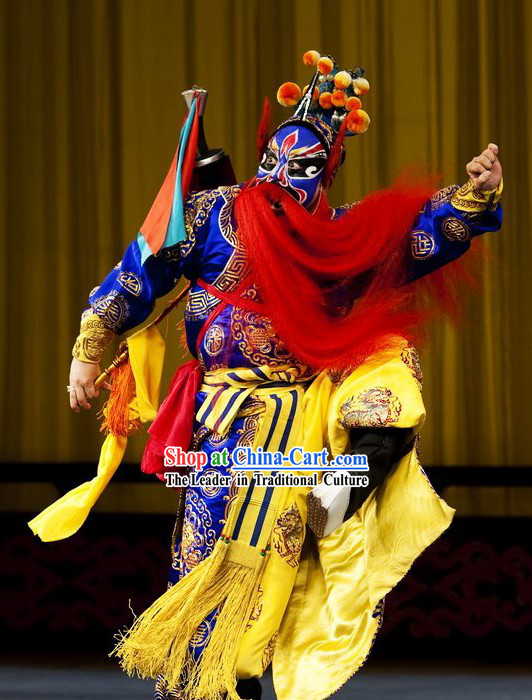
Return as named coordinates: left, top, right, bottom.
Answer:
left=234, top=178, right=470, bottom=370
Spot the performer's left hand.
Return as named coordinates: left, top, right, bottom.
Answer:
left=466, top=143, right=502, bottom=190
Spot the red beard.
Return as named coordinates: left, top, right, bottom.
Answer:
left=234, top=179, right=458, bottom=371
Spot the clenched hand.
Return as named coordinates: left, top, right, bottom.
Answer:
left=466, top=143, right=502, bottom=191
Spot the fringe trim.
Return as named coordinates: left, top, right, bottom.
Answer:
left=113, top=539, right=265, bottom=700
left=99, top=359, right=141, bottom=437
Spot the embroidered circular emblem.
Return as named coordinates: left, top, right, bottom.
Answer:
left=273, top=504, right=304, bottom=568
left=92, top=291, right=130, bottom=331
left=190, top=618, right=213, bottom=648
left=442, top=216, right=471, bottom=241
left=198, top=468, right=223, bottom=499
left=203, top=323, right=225, bottom=356
left=206, top=431, right=230, bottom=448
left=117, top=270, right=142, bottom=296
left=340, top=387, right=402, bottom=428
left=248, top=326, right=270, bottom=351
left=410, top=231, right=435, bottom=260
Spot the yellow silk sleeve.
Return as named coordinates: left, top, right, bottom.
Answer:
left=28, top=433, right=127, bottom=542
left=127, top=324, right=166, bottom=423
left=28, top=324, right=165, bottom=542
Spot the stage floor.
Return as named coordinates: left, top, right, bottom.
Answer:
left=1, top=657, right=531, bottom=699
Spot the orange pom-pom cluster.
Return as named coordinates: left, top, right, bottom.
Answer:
left=303, top=49, right=321, bottom=66
left=317, top=56, right=334, bottom=75
left=334, top=70, right=352, bottom=89
left=353, top=77, right=370, bottom=95
left=331, top=89, right=346, bottom=108
left=346, top=96, right=362, bottom=111
left=277, top=82, right=302, bottom=107
left=318, top=91, right=333, bottom=109
left=346, top=108, right=370, bottom=134
left=275, top=50, right=371, bottom=137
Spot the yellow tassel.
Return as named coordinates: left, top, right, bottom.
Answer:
left=113, top=539, right=226, bottom=683
left=113, top=539, right=265, bottom=700
left=185, top=548, right=263, bottom=700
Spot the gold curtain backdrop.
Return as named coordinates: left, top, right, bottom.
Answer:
left=1, top=0, right=530, bottom=483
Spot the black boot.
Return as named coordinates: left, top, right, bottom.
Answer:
left=236, top=677, right=262, bottom=700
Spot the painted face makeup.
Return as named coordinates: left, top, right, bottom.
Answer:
left=255, top=125, right=328, bottom=209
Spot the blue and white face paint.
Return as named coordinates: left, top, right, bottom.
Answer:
left=255, top=125, right=328, bottom=210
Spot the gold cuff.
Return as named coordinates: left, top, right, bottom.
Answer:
left=450, top=177, right=503, bottom=214
left=72, top=313, right=115, bottom=364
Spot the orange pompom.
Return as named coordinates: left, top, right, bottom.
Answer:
left=334, top=70, right=352, bottom=89
left=331, top=89, right=347, bottom=108
left=318, top=91, right=333, bottom=109
left=353, top=77, right=370, bottom=95
left=277, top=82, right=302, bottom=107
left=346, top=108, right=370, bottom=134
left=303, top=84, right=319, bottom=101
left=346, top=96, right=362, bottom=111
left=303, top=50, right=321, bottom=66
left=317, top=56, right=334, bottom=75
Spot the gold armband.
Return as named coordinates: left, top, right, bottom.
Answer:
left=450, top=177, right=503, bottom=214
left=72, top=312, right=115, bottom=364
